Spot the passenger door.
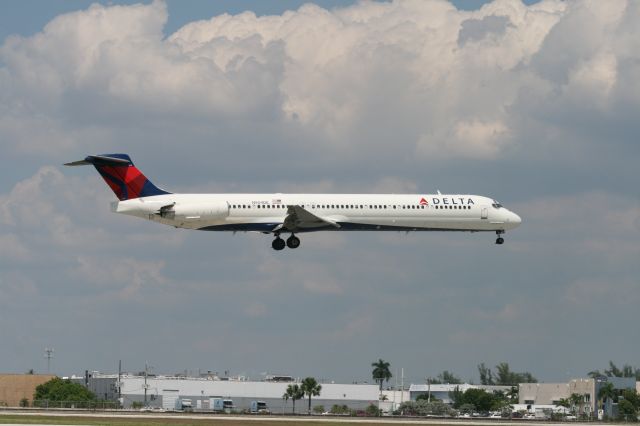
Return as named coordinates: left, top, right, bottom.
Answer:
left=481, top=206, right=488, bottom=220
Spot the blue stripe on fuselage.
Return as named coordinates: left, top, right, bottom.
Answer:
left=197, top=222, right=476, bottom=233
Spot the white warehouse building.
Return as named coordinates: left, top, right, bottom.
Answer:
left=74, top=374, right=380, bottom=413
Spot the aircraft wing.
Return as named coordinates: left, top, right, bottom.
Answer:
left=274, top=205, right=341, bottom=232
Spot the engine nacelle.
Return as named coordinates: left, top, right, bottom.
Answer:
left=161, top=202, right=228, bottom=221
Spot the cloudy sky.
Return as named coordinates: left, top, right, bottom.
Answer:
left=0, top=0, right=638, bottom=385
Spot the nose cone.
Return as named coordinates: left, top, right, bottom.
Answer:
left=509, top=211, right=522, bottom=228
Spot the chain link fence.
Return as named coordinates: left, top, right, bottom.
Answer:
left=32, top=400, right=121, bottom=410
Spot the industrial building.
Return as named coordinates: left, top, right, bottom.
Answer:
left=0, top=374, right=55, bottom=407
left=74, top=373, right=380, bottom=413
left=519, top=377, right=637, bottom=418
left=409, top=383, right=511, bottom=403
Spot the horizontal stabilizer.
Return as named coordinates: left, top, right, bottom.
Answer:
left=64, top=155, right=131, bottom=167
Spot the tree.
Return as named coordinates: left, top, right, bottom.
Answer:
left=588, top=370, right=604, bottom=379
left=617, top=399, right=637, bottom=421
left=505, top=386, right=519, bottom=403
left=300, top=377, right=322, bottom=414
left=492, top=362, right=537, bottom=385
left=284, top=384, right=304, bottom=414
left=450, top=386, right=464, bottom=407
left=432, top=370, right=462, bottom=384
left=557, top=398, right=571, bottom=409
left=330, top=404, right=349, bottom=414
left=569, top=393, right=584, bottom=415
left=598, top=382, right=616, bottom=412
left=365, top=403, right=381, bottom=416
left=459, top=403, right=476, bottom=414
left=458, top=388, right=495, bottom=412
left=34, top=378, right=96, bottom=402
left=590, top=362, right=640, bottom=380
left=478, top=363, right=494, bottom=385
left=371, top=359, right=392, bottom=391
left=399, top=400, right=456, bottom=417
left=416, top=393, right=441, bottom=402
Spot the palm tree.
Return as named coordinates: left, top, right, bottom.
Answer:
left=284, top=384, right=304, bottom=414
left=569, top=393, right=583, bottom=415
left=371, top=359, right=392, bottom=391
left=598, top=382, right=615, bottom=416
left=300, top=377, right=322, bottom=414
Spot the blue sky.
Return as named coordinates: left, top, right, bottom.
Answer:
left=0, top=0, right=542, bottom=40
left=0, top=0, right=638, bottom=385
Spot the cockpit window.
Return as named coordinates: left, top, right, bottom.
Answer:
left=492, top=200, right=503, bottom=209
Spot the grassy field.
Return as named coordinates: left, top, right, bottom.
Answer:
left=0, top=413, right=411, bottom=426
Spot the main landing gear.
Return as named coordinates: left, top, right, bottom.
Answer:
left=272, top=233, right=300, bottom=250
left=495, top=230, right=505, bottom=245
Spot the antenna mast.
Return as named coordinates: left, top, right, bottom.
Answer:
left=44, top=347, right=54, bottom=373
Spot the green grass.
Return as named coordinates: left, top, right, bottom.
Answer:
left=0, top=413, right=398, bottom=426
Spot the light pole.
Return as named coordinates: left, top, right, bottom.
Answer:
left=44, top=348, right=54, bottom=373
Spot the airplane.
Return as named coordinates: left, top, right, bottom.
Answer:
left=65, top=154, right=522, bottom=250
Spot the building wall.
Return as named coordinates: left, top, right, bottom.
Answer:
left=568, top=378, right=595, bottom=416
left=519, top=383, right=569, bottom=405
left=0, top=374, right=56, bottom=406
left=410, top=384, right=511, bottom=404
left=70, top=376, right=118, bottom=401
left=82, top=375, right=379, bottom=412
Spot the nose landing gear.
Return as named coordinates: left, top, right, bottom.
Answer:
left=496, top=230, right=505, bottom=245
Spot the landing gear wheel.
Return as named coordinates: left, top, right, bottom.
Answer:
left=272, top=237, right=285, bottom=251
left=286, top=235, right=301, bottom=249
left=496, top=237, right=504, bottom=245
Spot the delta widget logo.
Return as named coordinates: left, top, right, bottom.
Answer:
left=419, top=197, right=429, bottom=206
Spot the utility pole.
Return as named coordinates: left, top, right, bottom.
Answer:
left=143, top=362, right=149, bottom=406
left=117, top=360, right=122, bottom=400
left=427, top=377, right=431, bottom=402
left=401, top=368, right=404, bottom=404
left=44, top=348, right=54, bottom=373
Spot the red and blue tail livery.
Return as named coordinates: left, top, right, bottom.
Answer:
left=66, top=153, right=521, bottom=250
left=64, top=154, right=170, bottom=201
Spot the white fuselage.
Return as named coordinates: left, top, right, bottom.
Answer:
left=112, top=193, right=521, bottom=234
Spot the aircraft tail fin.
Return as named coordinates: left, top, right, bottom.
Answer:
left=65, top=154, right=171, bottom=200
